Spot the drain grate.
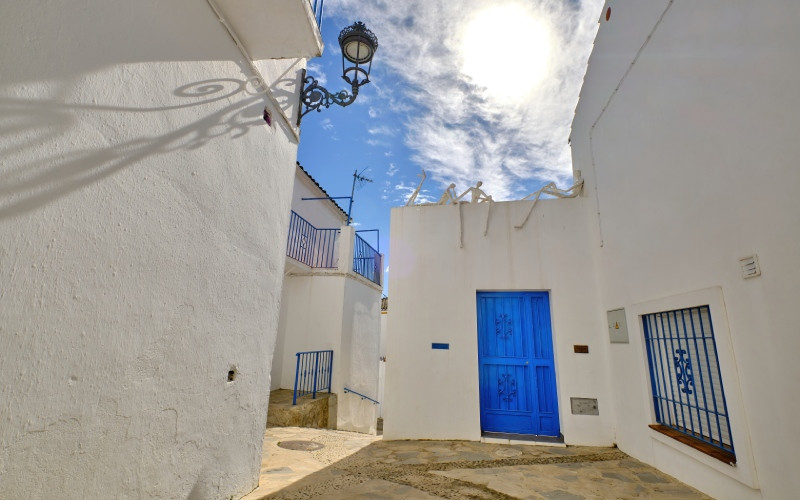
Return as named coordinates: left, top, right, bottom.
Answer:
left=277, top=440, right=324, bottom=451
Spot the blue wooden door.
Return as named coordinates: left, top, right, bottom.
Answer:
left=477, top=291, right=559, bottom=436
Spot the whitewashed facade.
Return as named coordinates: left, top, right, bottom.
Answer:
left=270, top=164, right=382, bottom=434
left=386, top=2, right=800, bottom=498
left=0, top=1, right=321, bottom=498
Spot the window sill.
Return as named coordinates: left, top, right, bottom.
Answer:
left=648, top=425, right=736, bottom=466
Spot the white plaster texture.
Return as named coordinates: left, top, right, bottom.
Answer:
left=567, top=1, right=800, bottom=498
left=290, top=165, right=348, bottom=230
left=385, top=200, right=614, bottom=444
left=0, top=1, right=317, bottom=498
left=214, top=0, right=324, bottom=60
left=271, top=191, right=381, bottom=433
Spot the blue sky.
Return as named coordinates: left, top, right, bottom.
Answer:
left=296, top=0, right=604, bottom=293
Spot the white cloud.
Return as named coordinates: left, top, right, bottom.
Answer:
left=328, top=0, right=604, bottom=200
left=392, top=181, right=436, bottom=205
left=320, top=118, right=334, bottom=131
left=386, top=163, right=398, bottom=177
left=368, top=107, right=380, bottom=118
left=368, top=125, right=397, bottom=136
left=305, top=63, right=327, bottom=86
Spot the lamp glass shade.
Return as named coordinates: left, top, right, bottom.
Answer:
left=342, top=38, right=374, bottom=64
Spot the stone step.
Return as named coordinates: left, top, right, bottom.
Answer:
left=267, top=389, right=337, bottom=429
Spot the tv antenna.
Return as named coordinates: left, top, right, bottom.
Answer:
left=347, top=168, right=373, bottom=225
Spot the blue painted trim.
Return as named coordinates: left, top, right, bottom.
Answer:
left=343, top=387, right=379, bottom=404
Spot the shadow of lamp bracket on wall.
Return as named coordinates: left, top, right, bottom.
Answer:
left=297, top=21, right=379, bottom=125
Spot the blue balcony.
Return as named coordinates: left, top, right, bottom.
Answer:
left=286, top=211, right=382, bottom=287
left=353, top=233, right=382, bottom=286
left=286, top=211, right=339, bottom=268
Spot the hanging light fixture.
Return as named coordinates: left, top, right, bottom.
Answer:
left=297, top=21, right=379, bottom=125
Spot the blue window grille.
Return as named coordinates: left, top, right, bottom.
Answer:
left=353, top=233, right=382, bottom=286
left=286, top=211, right=339, bottom=268
left=643, top=306, right=735, bottom=458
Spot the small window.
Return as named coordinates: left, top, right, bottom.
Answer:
left=642, top=306, right=736, bottom=464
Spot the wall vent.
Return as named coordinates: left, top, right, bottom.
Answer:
left=740, top=255, right=761, bottom=279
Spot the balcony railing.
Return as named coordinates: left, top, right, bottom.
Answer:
left=309, top=0, right=324, bottom=31
left=287, top=210, right=339, bottom=268
left=353, top=233, right=382, bottom=286
left=293, top=350, right=333, bottom=405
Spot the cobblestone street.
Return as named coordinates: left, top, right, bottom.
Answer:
left=243, top=427, right=712, bottom=500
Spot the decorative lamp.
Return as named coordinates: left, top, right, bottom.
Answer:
left=297, top=21, right=379, bottom=124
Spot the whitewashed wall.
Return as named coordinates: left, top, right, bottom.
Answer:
left=0, top=1, right=306, bottom=498
left=385, top=200, right=614, bottom=444
left=290, top=166, right=348, bottom=229
left=570, top=1, right=800, bottom=498
left=272, top=225, right=381, bottom=433
left=378, top=309, right=388, bottom=418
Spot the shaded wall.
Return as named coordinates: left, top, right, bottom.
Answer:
left=570, top=1, right=800, bottom=498
left=0, top=1, right=301, bottom=498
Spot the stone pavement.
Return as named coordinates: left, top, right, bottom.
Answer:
left=242, top=427, right=712, bottom=500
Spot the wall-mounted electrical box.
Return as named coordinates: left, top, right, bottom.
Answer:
left=570, top=397, right=599, bottom=416
left=607, top=308, right=629, bottom=343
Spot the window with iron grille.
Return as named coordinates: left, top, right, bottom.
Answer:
left=642, top=306, right=736, bottom=462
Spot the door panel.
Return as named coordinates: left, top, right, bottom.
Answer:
left=477, top=292, right=559, bottom=436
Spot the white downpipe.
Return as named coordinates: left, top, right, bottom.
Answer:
left=205, top=0, right=301, bottom=142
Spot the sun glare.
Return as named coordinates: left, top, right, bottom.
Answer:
left=460, top=4, right=553, bottom=100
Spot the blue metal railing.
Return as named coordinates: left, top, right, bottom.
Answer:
left=353, top=233, right=382, bottom=286
left=343, top=387, right=379, bottom=404
left=293, top=350, right=334, bottom=405
left=309, top=0, right=324, bottom=31
left=287, top=211, right=339, bottom=268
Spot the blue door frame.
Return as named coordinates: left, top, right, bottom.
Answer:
left=476, top=291, right=560, bottom=436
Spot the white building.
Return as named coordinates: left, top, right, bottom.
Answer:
left=0, top=1, right=323, bottom=498
left=385, top=2, right=800, bottom=499
left=270, top=163, right=382, bottom=434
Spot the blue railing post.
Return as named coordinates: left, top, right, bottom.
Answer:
left=312, top=352, right=320, bottom=399
left=327, top=351, right=333, bottom=394
left=292, top=352, right=301, bottom=405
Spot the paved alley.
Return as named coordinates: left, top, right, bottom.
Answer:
left=242, top=427, right=712, bottom=500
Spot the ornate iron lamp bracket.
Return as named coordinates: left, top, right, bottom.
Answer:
left=297, top=70, right=363, bottom=124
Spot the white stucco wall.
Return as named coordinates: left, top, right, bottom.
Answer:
left=271, top=226, right=381, bottom=433
left=0, top=1, right=308, bottom=498
left=385, top=200, right=614, bottom=444
left=378, top=310, right=388, bottom=418
left=570, top=1, right=800, bottom=498
left=290, top=167, right=348, bottom=229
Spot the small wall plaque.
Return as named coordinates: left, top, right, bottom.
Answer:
left=574, top=345, right=589, bottom=353
left=570, top=397, right=599, bottom=416
left=431, top=343, right=449, bottom=350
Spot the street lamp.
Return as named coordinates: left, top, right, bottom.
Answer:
left=297, top=21, right=379, bottom=125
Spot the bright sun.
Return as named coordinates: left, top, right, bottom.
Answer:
left=460, top=4, right=552, bottom=100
